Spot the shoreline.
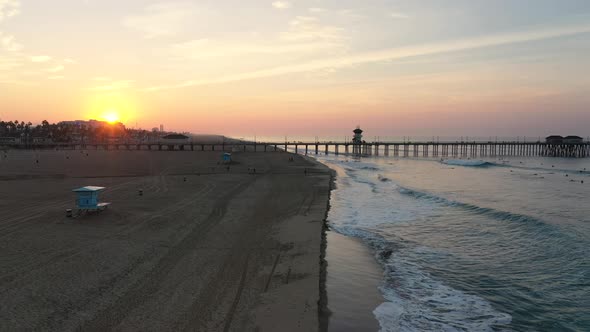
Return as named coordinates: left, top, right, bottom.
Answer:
left=314, top=157, right=384, bottom=332
left=324, top=231, right=384, bottom=331
left=318, top=162, right=335, bottom=332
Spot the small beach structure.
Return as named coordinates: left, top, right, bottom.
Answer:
left=222, top=152, right=232, bottom=163
left=72, top=186, right=110, bottom=214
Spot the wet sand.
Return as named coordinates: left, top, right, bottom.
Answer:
left=324, top=231, right=383, bottom=332
left=0, top=149, right=331, bottom=331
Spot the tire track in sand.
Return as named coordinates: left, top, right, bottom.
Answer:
left=0, top=181, right=215, bottom=291
left=79, top=179, right=255, bottom=331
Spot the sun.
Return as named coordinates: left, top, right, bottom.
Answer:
left=102, top=110, right=120, bottom=124
left=86, top=94, right=137, bottom=125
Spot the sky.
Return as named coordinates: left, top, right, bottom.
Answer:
left=1, top=0, right=589, bottom=138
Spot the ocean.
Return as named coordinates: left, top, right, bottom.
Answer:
left=315, top=154, right=589, bottom=331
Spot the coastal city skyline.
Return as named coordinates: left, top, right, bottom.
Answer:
left=1, top=0, right=590, bottom=137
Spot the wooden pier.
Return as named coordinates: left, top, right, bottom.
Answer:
left=4, top=141, right=589, bottom=158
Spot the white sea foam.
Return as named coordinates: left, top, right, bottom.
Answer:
left=320, top=155, right=512, bottom=331
left=374, top=250, right=512, bottom=332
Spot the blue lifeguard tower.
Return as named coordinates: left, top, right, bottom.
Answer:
left=222, top=152, right=232, bottom=163
left=72, top=186, right=110, bottom=214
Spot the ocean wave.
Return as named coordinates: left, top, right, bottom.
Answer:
left=441, top=159, right=492, bottom=167
left=397, top=186, right=548, bottom=227
left=494, top=163, right=590, bottom=176
left=374, top=251, right=512, bottom=332
left=342, top=169, right=380, bottom=193
left=361, top=166, right=381, bottom=171
left=440, top=159, right=590, bottom=176
left=322, top=155, right=588, bottom=331
left=328, top=224, right=512, bottom=331
left=378, top=174, right=391, bottom=182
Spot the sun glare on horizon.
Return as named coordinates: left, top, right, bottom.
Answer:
left=102, top=110, right=120, bottom=124
left=86, top=94, right=138, bottom=126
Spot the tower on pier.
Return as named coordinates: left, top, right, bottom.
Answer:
left=352, top=126, right=363, bottom=155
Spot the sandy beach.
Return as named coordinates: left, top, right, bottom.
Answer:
left=0, top=149, right=331, bottom=331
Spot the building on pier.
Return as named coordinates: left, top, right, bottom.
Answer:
left=545, top=135, right=564, bottom=144
left=564, top=135, right=583, bottom=144
left=161, top=133, right=190, bottom=143
left=546, top=135, right=584, bottom=144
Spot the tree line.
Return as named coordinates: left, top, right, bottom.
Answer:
left=0, top=120, right=144, bottom=143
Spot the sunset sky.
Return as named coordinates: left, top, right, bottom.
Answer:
left=1, top=0, right=589, bottom=137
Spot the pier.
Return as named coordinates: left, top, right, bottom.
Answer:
left=3, top=141, right=589, bottom=158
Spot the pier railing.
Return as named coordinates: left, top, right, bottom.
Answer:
left=2, top=141, right=589, bottom=158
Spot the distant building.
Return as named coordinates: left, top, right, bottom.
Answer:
left=161, top=133, right=190, bottom=144
left=88, top=119, right=109, bottom=129
left=563, top=135, right=583, bottom=144
left=58, top=120, right=88, bottom=128
left=59, top=119, right=125, bottom=130
left=0, top=136, right=21, bottom=144
left=160, top=124, right=164, bottom=132
left=32, top=136, right=53, bottom=143
left=545, top=135, right=563, bottom=144
left=546, top=135, right=584, bottom=144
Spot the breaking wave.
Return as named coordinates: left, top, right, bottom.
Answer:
left=441, top=159, right=492, bottom=167
left=374, top=251, right=512, bottom=332
left=397, top=186, right=547, bottom=227
left=320, top=154, right=589, bottom=331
